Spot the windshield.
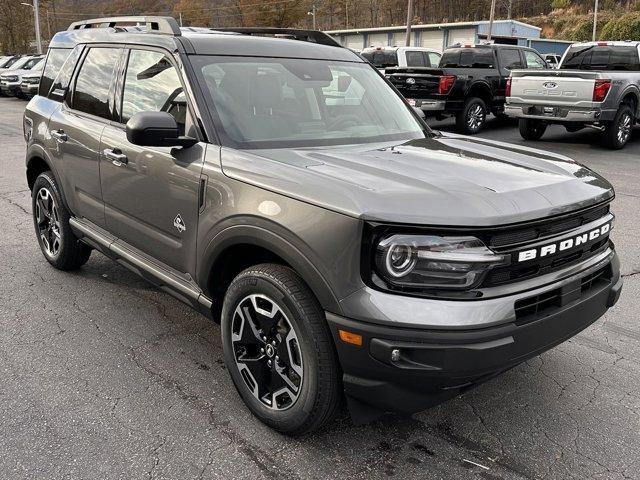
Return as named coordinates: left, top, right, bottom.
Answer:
left=7, top=57, right=33, bottom=70
left=191, top=56, right=427, bottom=149
left=561, top=46, right=640, bottom=70
left=360, top=50, right=399, bottom=69
left=0, top=56, right=19, bottom=69
left=23, top=57, right=43, bottom=70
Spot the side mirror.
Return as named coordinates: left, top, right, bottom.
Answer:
left=126, top=111, right=197, bottom=148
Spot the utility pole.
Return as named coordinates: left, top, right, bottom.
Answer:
left=21, top=0, right=42, bottom=54
left=404, top=0, right=413, bottom=46
left=487, top=0, right=496, bottom=42
left=592, top=0, right=599, bottom=41
left=308, top=4, right=317, bottom=29
left=179, top=12, right=183, bottom=27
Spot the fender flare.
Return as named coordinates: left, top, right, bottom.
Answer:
left=618, top=86, right=640, bottom=113
left=198, top=222, right=343, bottom=315
left=26, top=143, right=71, bottom=210
left=465, top=80, right=493, bottom=102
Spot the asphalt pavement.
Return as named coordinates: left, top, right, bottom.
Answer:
left=1, top=97, right=639, bottom=479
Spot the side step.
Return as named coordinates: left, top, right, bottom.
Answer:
left=69, top=217, right=213, bottom=319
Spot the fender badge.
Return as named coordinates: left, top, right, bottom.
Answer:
left=173, top=214, right=186, bottom=233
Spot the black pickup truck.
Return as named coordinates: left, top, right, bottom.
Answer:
left=386, top=44, right=549, bottom=134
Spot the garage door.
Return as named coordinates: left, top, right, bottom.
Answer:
left=419, top=30, right=443, bottom=51
left=344, top=35, right=364, bottom=50
left=447, top=28, right=476, bottom=46
left=392, top=32, right=408, bottom=47
left=367, top=33, right=388, bottom=47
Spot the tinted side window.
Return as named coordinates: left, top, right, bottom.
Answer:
left=71, top=47, right=120, bottom=119
left=561, top=46, right=640, bottom=70
left=121, top=50, right=188, bottom=135
left=524, top=50, right=547, bottom=69
left=39, top=48, right=71, bottom=97
left=498, top=49, right=524, bottom=70
left=406, top=51, right=425, bottom=67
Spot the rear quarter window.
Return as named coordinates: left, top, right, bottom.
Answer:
left=39, top=48, right=71, bottom=97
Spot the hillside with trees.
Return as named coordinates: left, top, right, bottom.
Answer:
left=2, top=0, right=640, bottom=53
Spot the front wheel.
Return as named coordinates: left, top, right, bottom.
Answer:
left=456, top=97, right=488, bottom=134
left=518, top=118, right=547, bottom=141
left=221, top=264, right=341, bottom=436
left=603, top=104, right=634, bottom=150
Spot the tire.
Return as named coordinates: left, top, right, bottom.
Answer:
left=456, top=97, right=488, bottom=134
left=32, top=171, right=91, bottom=270
left=518, top=118, right=547, bottom=141
left=603, top=104, right=634, bottom=150
left=221, top=264, right=341, bottom=436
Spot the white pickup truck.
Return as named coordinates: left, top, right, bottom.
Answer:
left=505, top=41, right=640, bottom=149
left=360, top=46, right=442, bottom=74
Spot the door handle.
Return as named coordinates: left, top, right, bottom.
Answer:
left=103, top=148, right=128, bottom=167
left=51, top=129, right=68, bottom=143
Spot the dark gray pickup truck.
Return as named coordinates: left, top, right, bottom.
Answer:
left=506, top=41, right=640, bottom=149
left=23, top=17, right=622, bottom=435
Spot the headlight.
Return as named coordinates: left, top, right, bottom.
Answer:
left=374, top=234, right=509, bottom=291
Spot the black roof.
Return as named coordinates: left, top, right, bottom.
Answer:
left=49, top=16, right=362, bottom=62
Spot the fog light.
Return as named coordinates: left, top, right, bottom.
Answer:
left=390, top=349, right=401, bottom=362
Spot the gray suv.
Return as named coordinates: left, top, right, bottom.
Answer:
left=24, top=17, right=622, bottom=435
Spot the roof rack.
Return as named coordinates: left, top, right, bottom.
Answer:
left=214, top=27, right=342, bottom=48
left=68, top=16, right=181, bottom=36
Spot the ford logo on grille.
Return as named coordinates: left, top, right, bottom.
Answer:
left=406, top=77, right=416, bottom=85
left=542, top=81, right=558, bottom=89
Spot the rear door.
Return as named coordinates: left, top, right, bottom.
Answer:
left=47, top=46, right=123, bottom=226
left=99, top=47, right=205, bottom=275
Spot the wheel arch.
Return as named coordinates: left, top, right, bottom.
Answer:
left=198, top=224, right=342, bottom=321
left=619, top=88, right=639, bottom=116
left=26, top=145, right=70, bottom=209
left=466, top=81, right=493, bottom=105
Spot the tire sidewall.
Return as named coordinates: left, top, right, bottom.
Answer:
left=461, top=98, right=487, bottom=134
left=607, top=105, right=633, bottom=149
left=221, top=271, right=322, bottom=431
left=32, top=172, right=66, bottom=265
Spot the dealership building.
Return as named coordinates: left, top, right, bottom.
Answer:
left=326, top=20, right=573, bottom=55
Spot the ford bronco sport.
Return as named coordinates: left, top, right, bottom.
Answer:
left=24, top=16, right=622, bottom=436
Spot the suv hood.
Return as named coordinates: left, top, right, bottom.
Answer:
left=221, top=133, right=614, bottom=226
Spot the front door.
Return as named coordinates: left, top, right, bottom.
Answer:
left=99, top=48, right=205, bottom=275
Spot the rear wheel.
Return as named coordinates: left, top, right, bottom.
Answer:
left=456, top=97, right=487, bottom=134
left=603, top=104, right=634, bottom=150
left=32, top=172, right=91, bottom=270
left=518, top=118, right=547, bottom=141
left=221, top=264, right=341, bottom=436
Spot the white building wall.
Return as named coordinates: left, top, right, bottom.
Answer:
left=367, top=33, right=388, bottom=47
left=447, top=28, right=477, bottom=46
left=344, top=34, right=364, bottom=50
left=419, top=30, right=444, bottom=51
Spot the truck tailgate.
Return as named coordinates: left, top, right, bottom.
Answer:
left=386, top=68, right=444, bottom=98
left=509, top=70, right=600, bottom=106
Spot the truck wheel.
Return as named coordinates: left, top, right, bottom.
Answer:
left=32, top=171, right=92, bottom=270
left=221, top=264, right=341, bottom=436
left=456, top=97, right=487, bottom=134
left=603, top=104, right=634, bottom=150
left=518, top=118, right=547, bottom=141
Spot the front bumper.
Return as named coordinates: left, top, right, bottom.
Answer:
left=0, top=81, right=21, bottom=96
left=20, top=83, right=39, bottom=96
left=505, top=103, right=616, bottom=123
left=327, top=251, right=622, bottom=417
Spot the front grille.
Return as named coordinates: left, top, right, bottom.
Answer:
left=481, top=203, right=613, bottom=288
left=514, top=265, right=611, bottom=324
left=490, top=205, right=609, bottom=248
